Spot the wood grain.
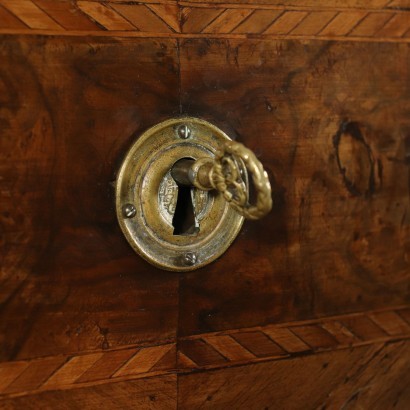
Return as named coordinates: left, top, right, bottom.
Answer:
left=33, top=0, right=101, bottom=31
left=178, top=341, right=410, bottom=409
left=1, top=2, right=410, bottom=407
left=181, top=0, right=399, bottom=6
left=178, top=38, right=410, bottom=336
left=0, top=375, right=177, bottom=409
left=0, top=306, right=407, bottom=397
left=0, top=1, right=408, bottom=41
left=0, top=35, right=180, bottom=361
left=177, top=306, right=410, bottom=370
left=0, top=0, right=64, bottom=30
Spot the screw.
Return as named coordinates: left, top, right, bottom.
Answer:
left=177, top=124, right=191, bottom=139
left=122, top=203, right=136, bottom=218
left=182, top=251, right=197, bottom=266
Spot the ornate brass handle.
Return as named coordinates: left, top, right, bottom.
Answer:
left=172, top=141, right=272, bottom=220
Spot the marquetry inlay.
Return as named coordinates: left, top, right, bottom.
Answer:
left=0, top=0, right=409, bottom=41
left=0, top=306, right=409, bottom=398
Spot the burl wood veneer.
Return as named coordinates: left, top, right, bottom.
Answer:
left=0, top=0, right=409, bottom=408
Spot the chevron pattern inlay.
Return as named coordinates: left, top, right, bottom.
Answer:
left=0, top=0, right=408, bottom=41
left=178, top=307, right=410, bottom=370
left=0, top=306, right=409, bottom=398
left=181, top=6, right=410, bottom=38
left=0, top=344, right=177, bottom=397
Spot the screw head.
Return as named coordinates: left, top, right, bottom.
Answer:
left=182, top=251, right=197, bottom=266
left=177, top=124, right=191, bottom=139
left=122, top=203, right=136, bottom=218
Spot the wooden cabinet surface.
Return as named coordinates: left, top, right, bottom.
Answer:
left=0, top=1, right=409, bottom=408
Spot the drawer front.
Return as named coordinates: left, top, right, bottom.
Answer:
left=0, top=1, right=409, bottom=408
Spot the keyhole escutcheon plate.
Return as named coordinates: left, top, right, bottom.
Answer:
left=116, top=117, right=244, bottom=271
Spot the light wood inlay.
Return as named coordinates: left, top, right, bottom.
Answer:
left=0, top=0, right=408, bottom=41
left=0, top=306, right=408, bottom=398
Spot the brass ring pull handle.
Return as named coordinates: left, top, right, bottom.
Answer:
left=172, top=141, right=273, bottom=220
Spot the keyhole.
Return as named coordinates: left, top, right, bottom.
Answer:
left=172, top=185, right=199, bottom=235
left=171, top=158, right=200, bottom=236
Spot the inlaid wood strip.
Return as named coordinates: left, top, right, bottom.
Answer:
left=341, top=316, right=388, bottom=340
left=109, top=3, right=175, bottom=33
left=318, top=11, right=368, bottom=36
left=0, top=362, right=30, bottom=394
left=290, top=325, right=339, bottom=349
left=262, top=327, right=311, bottom=353
left=369, top=311, right=410, bottom=336
left=202, top=335, right=257, bottom=361
left=33, top=0, right=101, bottom=31
left=178, top=340, right=228, bottom=367
left=76, top=1, right=136, bottom=30
left=231, top=9, right=282, bottom=34
left=178, top=1, right=394, bottom=10
left=0, top=1, right=407, bottom=40
left=385, top=0, right=410, bottom=7
left=290, top=11, right=337, bottom=35
left=179, top=307, right=410, bottom=370
left=0, top=0, right=64, bottom=30
left=0, top=307, right=409, bottom=397
left=113, top=344, right=174, bottom=377
left=177, top=351, right=198, bottom=369
left=230, top=331, right=287, bottom=357
left=42, top=353, right=104, bottom=389
left=263, top=11, right=308, bottom=34
left=182, top=7, right=224, bottom=33
left=75, top=348, right=138, bottom=383
left=147, top=4, right=180, bottom=32
left=0, top=28, right=408, bottom=42
left=0, top=4, right=28, bottom=29
left=3, top=357, right=67, bottom=394
left=320, top=321, right=359, bottom=345
left=202, top=9, right=254, bottom=33
left=179, top=0, right=393, bottom=6
left=97, top=0, right=178, bottom=3
left=149, top=345, right=177, bottom=371
left=0, top=343, right=177, bottom=398
left=349, top=12, right=394, bottom=36
left=377, top=13, right=410, bottom=37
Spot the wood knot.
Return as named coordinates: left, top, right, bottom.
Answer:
left=333, top=121, right=376, bottom=197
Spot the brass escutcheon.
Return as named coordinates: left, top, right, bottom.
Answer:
left=116, top=117, right=272, bottom=271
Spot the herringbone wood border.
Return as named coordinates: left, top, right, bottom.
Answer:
left=0, top=343, right=177, bottom=398
left=0, top=0, right=409, bottom=41
left=0, top=306, right=409, bottom=398
left=178, top=307, right=410, bottom=370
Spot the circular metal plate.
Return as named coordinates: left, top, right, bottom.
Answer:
left=116, top=117, right=244, bottom=271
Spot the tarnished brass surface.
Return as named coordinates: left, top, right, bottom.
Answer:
left=116, top=117, right=245, bottom=271
left=173, top=141, right=272, bottom=220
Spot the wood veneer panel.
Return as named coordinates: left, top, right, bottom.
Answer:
left=178, top=341, right=410, bottom=409
left=0, top=375, right=177, bottom=409
left=33, top=0, right=102, bottom=31
left=0, top=306, right=407, bottom=397
left=0, top=36, right=180, bottom=361
left=0, top=2, right=408, bottom=41
left=182, top=0, right=393, bottom=6
left=178, top=38, right=410, bottom=336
